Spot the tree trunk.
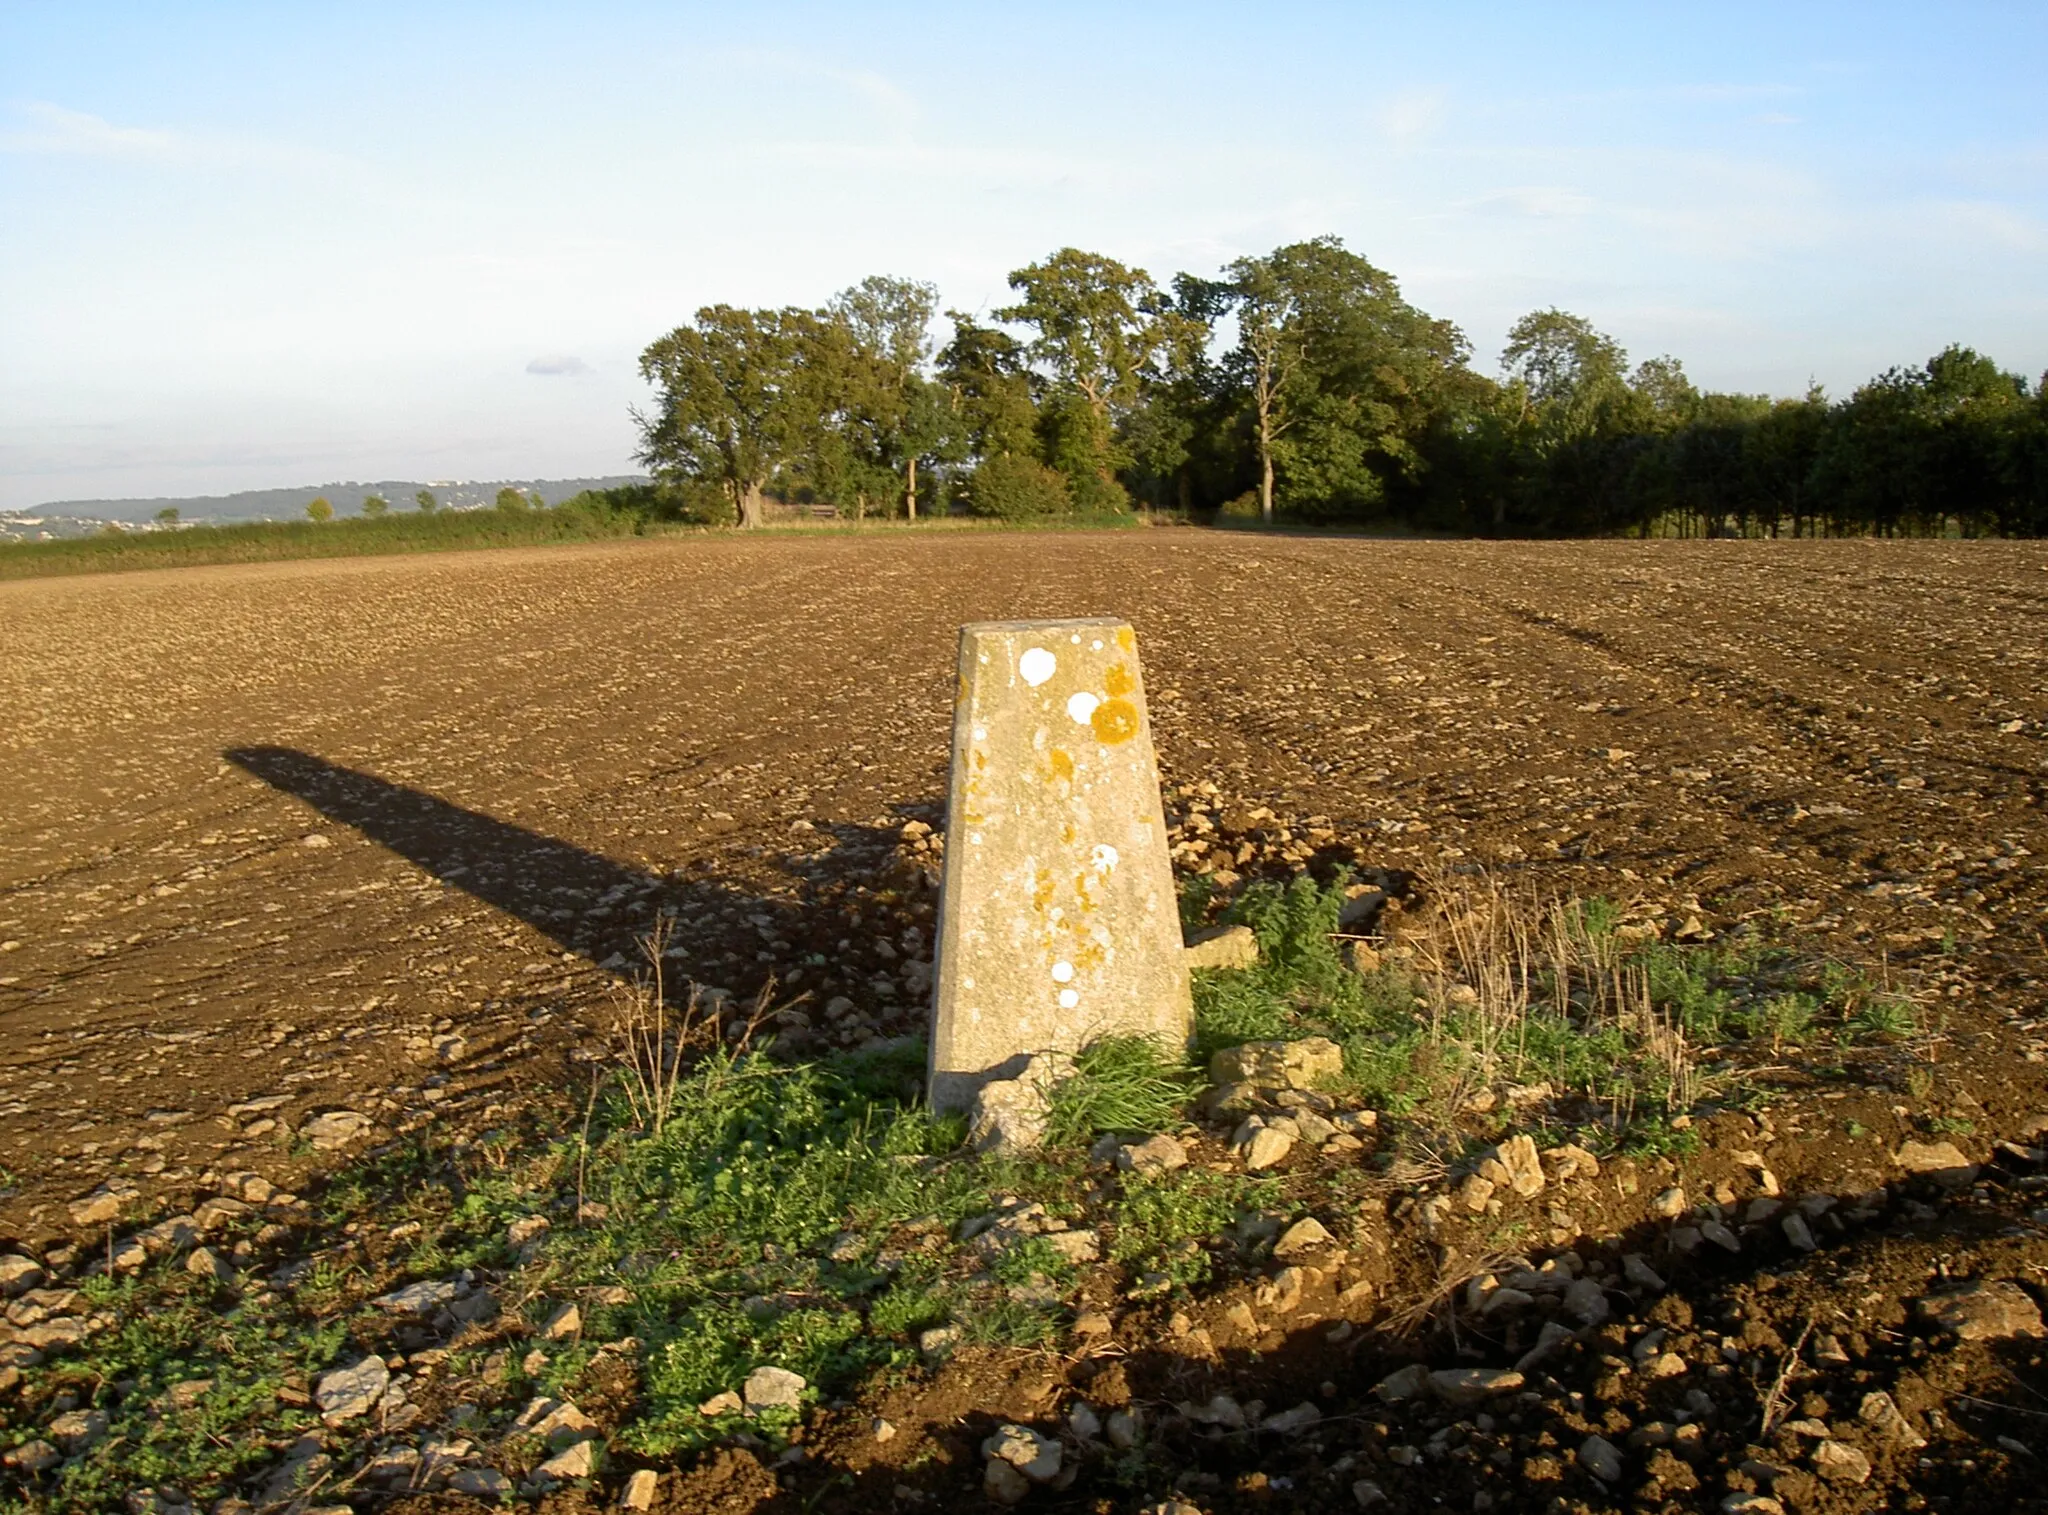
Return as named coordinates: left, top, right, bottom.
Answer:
left=739, top=480, right=766, bottom=529
left=1257, top=395, right=1276, bottom=526
left=1254, top=364, right=1277, bottom=526
left=906, top=457, right=917, bottom=521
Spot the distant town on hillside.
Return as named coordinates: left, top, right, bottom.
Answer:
left=0, top=477, right=650, bottom=542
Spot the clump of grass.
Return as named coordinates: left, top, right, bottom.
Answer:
left=1852, top=994, right=1919, bottom=1042
left=1043, top=1035, right=1198, bottom=1147
left=1191, top=871, right=1402, bottom=1063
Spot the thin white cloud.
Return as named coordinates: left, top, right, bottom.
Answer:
left=0, top=102, right=177, bottom=157
left=1467, top=186, right=1596, bottom=218
left=526, top=355, right=592, bottom=377
left=712, top=49, right=921, bottom=133
left=1913, top=199, right=2048, bottom=253
left=0, top=100, right=355, bottom=173
left=1379, top=90, right=1446, bottom=142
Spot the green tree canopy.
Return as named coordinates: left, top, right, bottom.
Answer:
left=637, top=304, right=841, bottom=528
left=1502, top=308, right=1631, bottom=444
left=937, top=314, right=1039, bottom=462
left=305, top=496, right=333, bottom=523
left=414, top=489, right=438, bottom=514
left=997, top=248, right=1163, bottom=418
left=361, top=494, right=390, bottom=518
left=820, top=276, right=946, bottom=519
left=1223, top=237, right=1471, bottom=521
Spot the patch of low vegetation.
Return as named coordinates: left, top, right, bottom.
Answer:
left=1186, top=869, right=1917, bottom=1153
left=1, top=860, right=1932, bottom=1510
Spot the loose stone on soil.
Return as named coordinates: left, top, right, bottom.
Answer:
left=184, top=1246, right=232, bottom=1283
left=621, top=1470, right=659, bottom=1510
left=4, top=1440, right=60, bottom=1473
left=536, top=1439, right=596, bottom=1480
left=1579, top=1434, right=1624, bottom=1482
left=983, top=1422, right=1062, bottom=1482
left=1478, top=1133, right=1546, bottom=1197
left=1232, top=1117, right=1296, bottom=1171
left=1273, top=1217, right=1333, bottom=1258
left=0, top=1255, right=46, bottom=1295
left=300, top=1110, right=371, bottom=1150
left=1916, top=1279, right=2046, bottom=1340
left=1184, top=923, right=1259, bottom=971
left=1116, top=1133, right=1188, bottom=1175
left=1811, top=1439, right=1872, bottom=1485
left=1859, top=1391, right=1927, bottom=1448
left=1374, top=1364, right=1430, bottom=1401
left=742, top=1365, right=806, bottom=1410
left=1430, top=1368, right=1524, bottom=1407
left=1210, top=1036, right=1344, bottom=1090
left=47, top=1408, right=108, bottom=1450
left=374, top=1279, right=460, bottom=1315
left=966, top=1051, right=1070, bottom=1155
left=314, top=1356, right=389, bottom=1422
left=1894, top=1139, right=1979, bottom=1187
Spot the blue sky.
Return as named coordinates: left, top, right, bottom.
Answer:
left=2, top=1, right=2044, bottom=509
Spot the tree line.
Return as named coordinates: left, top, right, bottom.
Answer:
left=631, top=239, right=2048, bottom=537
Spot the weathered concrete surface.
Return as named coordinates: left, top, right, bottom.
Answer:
left=929, top=618, right=1191, bottom=1111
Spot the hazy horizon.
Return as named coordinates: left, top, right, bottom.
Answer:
left=3, top=1, right=2044, bottom=512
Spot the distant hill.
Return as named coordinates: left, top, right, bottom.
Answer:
left=2, top=476, right=650, bottom=540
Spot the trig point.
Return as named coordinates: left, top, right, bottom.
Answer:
left=928, top=617, right=1192, bottom=1112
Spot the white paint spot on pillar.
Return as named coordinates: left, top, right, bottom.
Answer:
left=1090, top=843, right=1120, bottom=873
left=1067, top=691, right=1100, bottom=723
left=1051, top=960, right=1075, bottom=983
left=1058, top=989, right=1079, bottom=1009
left=1019, top=647, right=1056, bottom=686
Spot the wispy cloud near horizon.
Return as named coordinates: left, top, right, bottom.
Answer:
left=0, top=102, right=177, bottom=157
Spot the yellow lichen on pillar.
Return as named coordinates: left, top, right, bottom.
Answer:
left=928, top=617, right=1192, bottom=1112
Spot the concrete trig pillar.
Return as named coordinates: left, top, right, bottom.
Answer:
left=928, top=617, right=1192, bottom=1112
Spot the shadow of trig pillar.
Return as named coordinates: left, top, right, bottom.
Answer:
left=928, top=618, right=1192, bottom=1112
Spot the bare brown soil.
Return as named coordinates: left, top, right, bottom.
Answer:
left=4, top=530, right=2048, bottom=1514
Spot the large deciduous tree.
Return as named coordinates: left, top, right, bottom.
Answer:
left=998, top=248, right=1167, bottom=509
left=1224, top=237, right=1471, bottom=522
left=937, top=314, right=1039, bottom=463
left=825, top=277, right=944, bottom=520
left=636, top=305, right=839, bottom=528
left=1500, top=309, right=1630, bottom=445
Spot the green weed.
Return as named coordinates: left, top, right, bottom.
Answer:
left=1853, top=995, right=1919, bottom=1041
left=1111, top=1170, right=1263, bottom=1290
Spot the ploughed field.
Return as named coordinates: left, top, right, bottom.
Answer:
left=3, top=530, right=2048, bottom=1515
